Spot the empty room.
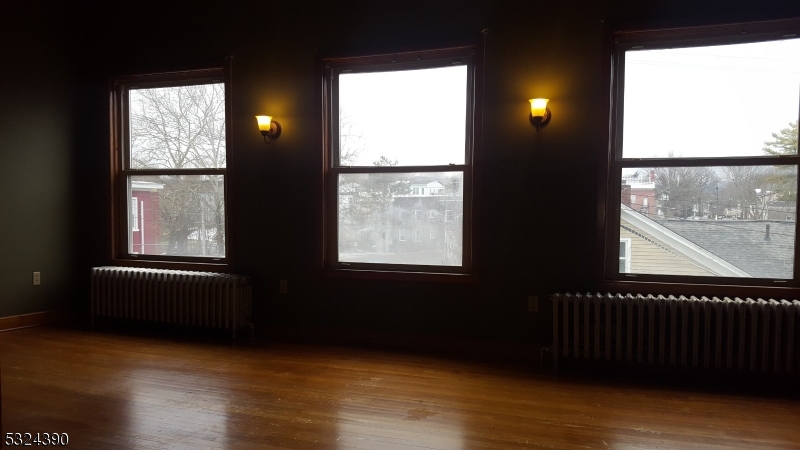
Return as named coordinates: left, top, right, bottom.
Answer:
left=2, top=0, right=800, bottom=448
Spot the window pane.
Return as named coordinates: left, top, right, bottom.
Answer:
left=129, top=83, right=226, bottom=169
left=622, top=39, right=800, bottom=159
left=338, top=66, right=467, bottom=166
left=129, top=175, right=225, bottom=258
left=619, top=166, right=796, bottom=278
left=338, top=172, right=464, bottom=266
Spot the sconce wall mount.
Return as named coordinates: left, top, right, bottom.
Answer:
left=256, top=115, right=282, bottom=144
left=529, top=98, right=551, bottom=132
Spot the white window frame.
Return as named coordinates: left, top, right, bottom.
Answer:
left=131, top=196, right=139, bottom=232
left=619, top=238, right=631, bottom=273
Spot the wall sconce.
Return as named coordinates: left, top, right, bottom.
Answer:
left=529, top=98, right=551, bottom=132
left=255, top=115, right=282, bottom=144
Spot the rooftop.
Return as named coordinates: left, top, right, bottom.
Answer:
left=655, top=218, right=795, bottom=279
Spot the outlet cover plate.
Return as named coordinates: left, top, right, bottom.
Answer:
left=528, top=295, right=538, bottom=312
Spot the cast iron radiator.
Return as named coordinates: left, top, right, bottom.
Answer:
left=91, top=266, right=252, bottom=338
left=551, top=293, right=800, bottom=373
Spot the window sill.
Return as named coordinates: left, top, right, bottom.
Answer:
left=321, top=268, right=476, bottom=284
left=110, top=258, right=230, bottom=273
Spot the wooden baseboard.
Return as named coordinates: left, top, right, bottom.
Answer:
left=0, top=309, right=65, bottom=332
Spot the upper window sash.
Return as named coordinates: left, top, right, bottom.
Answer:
left=327, top=48, right=476, bottom=169
left=613, top=37, right=800, bottom=162
left=115, top=70, right=226, bottom=172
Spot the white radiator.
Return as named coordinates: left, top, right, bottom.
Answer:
left=91, top=267, right=252, bottom=338
left=551, top=293, right=800, bottom=373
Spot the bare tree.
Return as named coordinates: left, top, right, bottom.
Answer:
left=337, top=110, right=368, bottom=248
left=720, top=166, right=768, bottom=219
left=339, top=108, right=365, bottom=166
left=653, top=154, right=718, bottom=218
left=129, top=84, right=226, bottom=256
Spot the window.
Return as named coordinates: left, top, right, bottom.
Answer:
left=324, top=46, right=480, bottom=274
left=619, top=238, right=631, bottom=273
left=445, top=210, right=454, bottom=223
left=607, top=22, right=800, bottom=286
left=415, top=229, right=422, bottom=242
left=112, top=67, right=229, bottom=263
left=131, top=197, right=139, bottom=232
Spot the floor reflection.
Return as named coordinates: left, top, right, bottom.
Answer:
left=123, top=368, right=230, bottom=449
left=334, top=376, right=464, bottom=449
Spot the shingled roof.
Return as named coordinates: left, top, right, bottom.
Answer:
left=654, top=219, right=795, bottom=279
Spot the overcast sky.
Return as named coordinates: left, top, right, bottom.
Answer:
left=338, top=39, right=799, bottom=166
left=623, top=38, right=800, bottom=159
left=339, top=66, right=467, bottom=167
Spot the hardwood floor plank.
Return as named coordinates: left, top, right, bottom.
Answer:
left=2, top=326, right=799, bottom=449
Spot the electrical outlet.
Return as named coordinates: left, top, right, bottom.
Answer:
left=528, top=295, right=538, bottom=312
left=33, top=272, right=41, bottom=286
left=280, top=280, right=288, bottom=294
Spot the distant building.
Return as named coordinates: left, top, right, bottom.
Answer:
left=130, top=180, right=164, bottom=255
left=620, top=204, right=748, bottom=277
left=621, top=204, right=796, bottom=279
left=621, top=171, right=657, bottom=217
left=655, top=218, right=794, bottom=279
left=339, top=176, right=463, bottom=266
left=764, top=201, right=796, bottom=222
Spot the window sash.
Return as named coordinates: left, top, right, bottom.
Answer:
left=327, top=50, right=475, bottom=170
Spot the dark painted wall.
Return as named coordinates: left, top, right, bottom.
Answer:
left=0, top=3, right=88, bottom=317
left=5, top=1, right=799, bottom=343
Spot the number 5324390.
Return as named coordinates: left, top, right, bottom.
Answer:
left=5, top=433, right=69, bottom=446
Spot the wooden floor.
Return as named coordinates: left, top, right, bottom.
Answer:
left=2, top=326, right=800, bottom=450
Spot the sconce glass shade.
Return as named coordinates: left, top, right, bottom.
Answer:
left=256, top=115, right=273, bottom=133
left=528, top=98, right=551, bottom=132
left=529, top=98, right=549, bottom=118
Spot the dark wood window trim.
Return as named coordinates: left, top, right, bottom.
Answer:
left=109, top=62, right=234, bottom=271
left=320, top=44, right=483, bottom=283
left=599, top=18, right=800, bottom=297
